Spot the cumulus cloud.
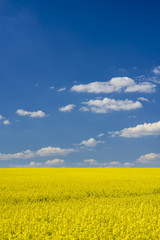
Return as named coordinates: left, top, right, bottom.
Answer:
left=0, top=150, right=35, bottom=160
left=57, top=87, right=66, bottom=92
left=100, top=162, right=134, bottom=168
left=125, top=82, right=155, bottom=93
left=36, top=146, right=74, bottom=156
left=136, top=153, right=160, bottom=164
left=81, top=98, right=142, bottom=113
left=153, top=66, right=160, bottom=75
left=107, top=161, right=134, bottom=167
left=0, top=114, right=10, bottom=125
left=109, top=121, right=160, bottom=138
left=138, top=97, right=149, bottom=102
left=16, top=159, right=65, bottom=168
left=108, top=161, right=121, bottom=166
left=123, top=162, right=135, bottom=167
left=3, top=120, right=11, bottom=125
left=59, top=104, right=76, bottom=112
left=0, top=146, right=75, bottom=161
left=83, top=159, right=134, bottom=167
left=84, top=159, right=98, bottom=165
left=83, top=159, right=108, bottom=166
left=79, top=107, right=90, bottom=112
left=79, top=138, right=104, bottom=147
left=97, top=133, right=104, bottom=137
left=71, top=77, right=156, bottom=94
left=29, top=161, right=43, bottom=167
left=45, top=159, right=64, bottom=165
left=16, top=109, right=46, bottom=118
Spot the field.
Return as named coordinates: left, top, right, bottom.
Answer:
left=0, top=169, right=160, bottom=239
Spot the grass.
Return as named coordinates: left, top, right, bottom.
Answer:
left=0, top=168, right=160, bottom=239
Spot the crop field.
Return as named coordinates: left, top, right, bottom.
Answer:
left=0, top=169, right=160, bottom=239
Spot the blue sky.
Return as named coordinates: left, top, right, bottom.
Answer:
left=0, top=0, right=160, bottom=168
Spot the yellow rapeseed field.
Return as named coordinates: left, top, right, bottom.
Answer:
left=0, top=168, right=160, bottom=239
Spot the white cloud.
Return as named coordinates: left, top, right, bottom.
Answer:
left=146, top=76, right=159, bottom=83
left=125, top=82, right=155, bottom=93
left=0, top=150, right=35, bottom=160
left=79, top=138, right=104, bottom=147
left=83, top=159, right=134, bottom=168
left=0, top=115, right=10, bottom=125
left=0, top=146, right=75, bottom=161
left=153, top=66, right=160, bottom=75
left=108, top=161, right=134, bottom=167
left=84, top=159, right=97, bottom=165
left=49, top=86, right=55, bottom=90
left=16, top=109, right=46, bottom=118
left=71, top=77, right=156, bottom=94
left=137, top=153, right=160, bottom=164
left=97, top=133, right=104, bottom=137
left=108, top=161, right=121, bottom=166
left=79, top=106, right=90, bottom=112
left=57, top=87, right=66, bottom=92
left=59, top=104, right=76, bottom=112
left=81, top=98, right=142, bottom=113
left=29, top=161, right=43, bottom=167
left=110, top=121, right=160, bottom=138
left=83, top=159, right=108, bottom=166
left=3, top=120, right=10, bottom=125
left=138, top=97, right=149, bottom=102
left=0, top=114, right=4, bottom=120
left=123, top=162, right=135, bottom=167
left=45, top=159, right=64, bottom=165
left=135, top=75, right=145, bottom=80
left=16, top=159, right=65, bottom=168
left=36, top=146, right=74, bottom=156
